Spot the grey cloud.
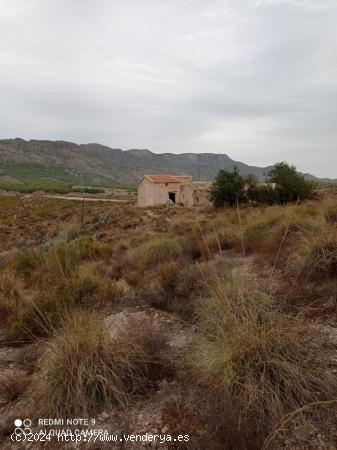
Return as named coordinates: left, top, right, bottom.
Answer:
left=0, top=0, right=336, bottom=177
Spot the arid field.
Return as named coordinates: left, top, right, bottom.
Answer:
left=0, top=189, right=336, bottom=449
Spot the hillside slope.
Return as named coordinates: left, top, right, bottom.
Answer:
left=0, top=138, right=335, bottom=185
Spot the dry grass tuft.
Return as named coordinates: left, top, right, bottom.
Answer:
left=35, top=310, right=171, bottom=417
left=287, top=226, right=337, bottom=279
left=323, top=200, right=337, bottom=224
left=190, top=269, right=335, bottom=446
left=243, top=204, right=324, bottom=257
left=0, top=268, right=25, bottom=327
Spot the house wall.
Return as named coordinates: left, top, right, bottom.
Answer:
left=192, top=189, right=210, bottom=206
left=138, top=176, right=210, bottom=208
left=179, top=184, right=194, bottom=207
left=137, top=178, right=149, bottom=207
left=138, top=178, right=181, bottom=207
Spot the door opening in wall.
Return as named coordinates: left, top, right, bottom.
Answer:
left=168, top=192, right=176, bottom=203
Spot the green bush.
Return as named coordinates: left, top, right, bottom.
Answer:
left=268, top=162, right=315, bottom=203
left=246, top=184, right=277, bottom=205
left=210, top=167, right=246, bottom=207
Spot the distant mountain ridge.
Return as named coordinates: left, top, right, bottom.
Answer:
left=0, top=138, right=335, bottom=186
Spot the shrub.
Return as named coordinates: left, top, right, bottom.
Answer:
left=157, top=262, right=206, bottom=320
left=52, top=234, right=111, bottom=269
left=147, top=261, right=208, bottom=319
left=268, top=162, right=315, bottom=203
left=10, top=248, right=44, bottom=281
left=35, top=310, right=169, bottom=417
left=5, top=239, right=114, bottom=339
left=8, top=260, right=130, bottom=340
left=11, top=235, right=111, bottom=283
left=162, top=382, right=269, bottom=450
left=211, top=167, right=246, bottom=207
left=70, top=262, right=126, bottom=306
left=190, top=270, right=334, bottom=446
left=248, top=184, right=277, bottom=205
left=132, top=234, right=182, bottom=268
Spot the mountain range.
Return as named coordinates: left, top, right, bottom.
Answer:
left=0, top=138, right=335, bottom=187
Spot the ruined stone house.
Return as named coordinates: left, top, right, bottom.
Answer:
left=137, top=175, right=211, bottom=208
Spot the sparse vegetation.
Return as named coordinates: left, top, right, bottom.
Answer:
left=0, top=189, right=336, bottom=450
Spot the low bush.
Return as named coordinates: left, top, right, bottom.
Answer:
left=11, top=235, right=111, bottom=283
left=141, top=260, right=208, bottom=320
left=7, top=261, right=129, bottom=340
left=268, top=162, right=315, bottom=203
left=247, top=184, right=278, bottom=205
left=211, top=167, right=246, bottom=207
left=70, top=262, right=126, bottom=306
left=4, top=238, right=114, bottom=339
left=131, top=234, right=182, bottom=268
left=162, top=383, right=267, bottom=450
left=204, top=225, right=240, bottom=255
left=53, top=234, right=111, bottom=268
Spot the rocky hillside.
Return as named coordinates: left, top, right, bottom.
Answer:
left=0, top=138, right=335, bottom=186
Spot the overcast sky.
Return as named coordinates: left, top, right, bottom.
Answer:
left=0, top=0, right=336, bottom=177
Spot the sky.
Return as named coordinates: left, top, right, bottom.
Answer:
left=0, top=0, right=336, bottom=177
